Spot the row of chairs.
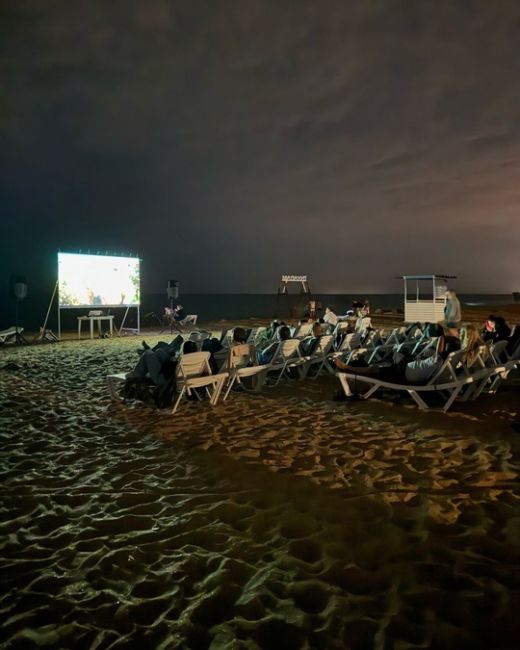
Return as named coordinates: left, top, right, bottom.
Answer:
left=337, top=327, right=520, bottom=412
left=107, top=323, right=519, bottom=413
left=106, top=328, right=342, bottom=412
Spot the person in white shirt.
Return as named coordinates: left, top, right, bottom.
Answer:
left=323, top=307, right=338, bottom=327
left=444, top=290, right=462, bottom=329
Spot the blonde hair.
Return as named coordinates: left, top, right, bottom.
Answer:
left=461, top=323, right=483, bottom=365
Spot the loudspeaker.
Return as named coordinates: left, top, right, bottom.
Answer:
left=10, top=276, right=28, bottom=301
left=167, top=280, right=179, bottom=300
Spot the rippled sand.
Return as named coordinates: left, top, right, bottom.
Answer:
left=1, top=336, right=519, bottom=649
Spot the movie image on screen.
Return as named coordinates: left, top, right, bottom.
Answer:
left=58, top=253, right=140, bottom=307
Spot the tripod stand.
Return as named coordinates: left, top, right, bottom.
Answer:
left=160, top=300, right=183, bottom=335
left=14, top=297, right=28, bottom=345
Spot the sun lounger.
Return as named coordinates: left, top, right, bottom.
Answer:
left=223, top=364, right=272, bottom=399
left=179, top=314, right=198, bottom=326
left=267, top=339, right=307, bottom=385
left=337, top=365, right=498, bottom=412
left=300, top=335, right=335, bottom=378
left=291, top=322, right=313, bottom=339
left=337, top=349, right=490, bottom=411
left=107, top=351, right=227, bottom=413
left=0, top=326, right=23, bottom=345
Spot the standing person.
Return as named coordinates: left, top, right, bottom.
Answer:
left=444, top=290, right=462, bottom=330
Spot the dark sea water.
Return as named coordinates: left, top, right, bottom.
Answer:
left=0, top=292, right=515, bottom=332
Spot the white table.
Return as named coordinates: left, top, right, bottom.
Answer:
left=77, top=315, right=114, bottom=340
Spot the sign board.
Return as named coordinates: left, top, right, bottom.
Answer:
left=281, top=275, right=307, bottom=283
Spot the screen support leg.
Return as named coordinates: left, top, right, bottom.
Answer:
left=118, top=305, right=130, bottom=336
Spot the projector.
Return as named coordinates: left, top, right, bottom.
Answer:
left=88, top=310, right=104, bottom=317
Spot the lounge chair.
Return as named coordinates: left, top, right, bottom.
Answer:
left=0, top=326, right=23, bottom=345
left=300, top=335, right=335, bottom=378
left=249, top=326, right=267, bottom=346
left=107, top=351, right=227, bottom=413
left=221, top=343, right=271, bottom=399
left=267, top=339, right=307, bottom=386
left=336, top=352, right=495, bottom=412
left=354, top=317, right=372, bottom=334
left=291, top=322, right=313, bottom=339
left=188, top=330, right=211, bottom=349
left=179, top=314, right=198, bottom=326
left=172, top=351, right=228, bottom=412
left=332, top=332, right=362, bottom=356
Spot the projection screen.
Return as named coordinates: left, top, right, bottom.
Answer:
left=58, top=253, right=140, bottom=307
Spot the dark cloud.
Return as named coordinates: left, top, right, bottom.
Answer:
left=1, top=0, right=519, bottom=295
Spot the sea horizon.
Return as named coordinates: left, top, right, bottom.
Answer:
left=2, top=291, right=517, bottom=332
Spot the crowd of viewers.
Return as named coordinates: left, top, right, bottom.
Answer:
left=122, top=295, right=519, bottom=417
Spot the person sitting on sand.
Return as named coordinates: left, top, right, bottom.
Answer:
left=335, top=334, right=458, bottom=385
left=257, top=325, right=291, bottom=365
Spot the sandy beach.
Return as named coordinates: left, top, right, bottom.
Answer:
left=1, top=320, right=519, bottom=649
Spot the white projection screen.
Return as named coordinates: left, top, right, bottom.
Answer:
left=58, top=253, right=140, bottom=307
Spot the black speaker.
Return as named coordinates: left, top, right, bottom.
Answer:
left=10, top=276, right=28, bottom=301
left=167, top=280, right=179, bottom=300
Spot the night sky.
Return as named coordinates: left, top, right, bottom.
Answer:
left=1, top=0, right=520, bottom=296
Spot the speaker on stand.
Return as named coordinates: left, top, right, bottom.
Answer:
left=10, top=276, right=29, bottom=345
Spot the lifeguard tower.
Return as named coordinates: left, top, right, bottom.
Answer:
left=401, top=275, right=456, bottom=323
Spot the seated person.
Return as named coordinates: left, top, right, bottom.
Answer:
left=352, top=300, right=370, bottom=318
left=335, top=334, right=458, bottom=384
left=299, top=322, right=323, bottom=356
left=323, top=307, right=338, bottom=327
left=129, top=338, right=198, bottom=388
left=483, top=315, right=511, bottom=343
left=258, top=325, right=291, bottom=365
left=173, top=304, right=184, bottom=321
left=181, top=340, right=198, bottom=354
left=127, top=347, right=176, bottom=390
left=256, top=320, right=280, bottom=348
left=506, top=325, right=520, bottom=356
left=214, top=327, right=252, bottom=369
left=141, top=334, right=184, bottom=355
